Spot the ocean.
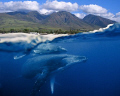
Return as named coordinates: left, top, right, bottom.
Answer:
left=0, top=23, right=120, bottom=96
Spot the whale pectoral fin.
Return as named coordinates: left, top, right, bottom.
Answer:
left=31, top=69, right=49, bottom=96
left=50, top=76, right=55, bottom=94
left=14, top=53, right=26, bottom=59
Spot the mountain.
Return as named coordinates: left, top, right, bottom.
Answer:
left=7, top=11, right=47, bottom=22
left=41, top=11, right=95, bottom=30
left=27, top=11, right=47, bottom=21
left=0, top=11, right=116, bottom=32
left=83, top=14, right=116, bottom=27
left=0, top=12, right=43, bottom=31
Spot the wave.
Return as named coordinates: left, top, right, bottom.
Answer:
left=87, top=23, right=120, bottom=36
left=0, top=33, right=68, bottom=52
left=0, top=23, right=120, bottom=53
left=53, top=23, right=120, bottom=42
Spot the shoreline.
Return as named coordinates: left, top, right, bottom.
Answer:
left=0, top=32, right=74, bottom=35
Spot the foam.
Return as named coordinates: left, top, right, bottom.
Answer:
left=0, top=33, right=68, bottom=43
left=89, top=24, right=114, bottom=33
left=0, top=33, right=68, bottom=52
left=79, top=23, right=120, bottom=39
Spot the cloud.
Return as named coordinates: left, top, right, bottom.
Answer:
left=96, top=12, right=115, bottom=19
left=0, top=1, right=40, bottom=12
left=0, top=1, right=119, bottom=22
left=111, top=12, right=120, bottom=22
left=79, top=4, right=107, bottom=14
left=79, top=4, right=120, bottom=22
left=116, top=12, right=120, bottom=17
left=39, top=9, right=54, bottom=15
left=74, top=13, right=86, bottom=19
left=42, top=0, right=78, bottom=12
left=0, top=0, right=79, bottom=14
left=112, top=17, right=120, bottom=22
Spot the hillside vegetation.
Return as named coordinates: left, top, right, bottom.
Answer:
left=0, top=11, right=116, bottom=34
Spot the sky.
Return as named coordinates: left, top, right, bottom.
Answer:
left=0, top=0, right=120, bottom=22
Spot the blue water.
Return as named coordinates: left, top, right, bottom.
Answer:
left=0, top=23, right=120, bottom=96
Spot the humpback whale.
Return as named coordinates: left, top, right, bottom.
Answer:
left=14, top=43, right=67, bottom=59
left=33, top=43, right=67, bottom=55
left=22, top=54, right=86, bottom=96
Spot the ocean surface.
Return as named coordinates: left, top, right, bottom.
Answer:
left=0, top=23, right=120, bottom=96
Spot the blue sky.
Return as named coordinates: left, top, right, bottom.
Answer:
left=0, top=0, right=120, bottom=22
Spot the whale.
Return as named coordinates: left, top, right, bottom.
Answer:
left=32, top=43, right=67, bottom=55
left=22, top=54, right=86, bottom=96
left=14, top=43, right=67, bottom=59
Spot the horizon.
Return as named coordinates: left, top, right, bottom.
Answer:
left=0, top=0, right=120, bottom=22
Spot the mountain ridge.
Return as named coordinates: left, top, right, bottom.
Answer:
left=0, top=11, right=116, bottom=32
left=83, top=14, right=116, bottom=27
left=41, top=11, right=96, bottom=30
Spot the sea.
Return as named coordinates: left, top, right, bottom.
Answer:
left=0, top=23, right=120, bottom=96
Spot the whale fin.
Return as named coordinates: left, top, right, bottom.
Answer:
left=14, top=53, right=26, bottom=59
left=50, top=77, right=55, bottom=94
left=31, top=69, right=49, bottom=96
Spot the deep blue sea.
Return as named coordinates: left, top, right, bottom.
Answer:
left=0, top=23, right=120, bottom=96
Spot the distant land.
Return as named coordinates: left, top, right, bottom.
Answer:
left=0, top=11, right=116, bottom=34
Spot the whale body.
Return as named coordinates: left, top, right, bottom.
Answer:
left=22, top=54, right=86, bottom=96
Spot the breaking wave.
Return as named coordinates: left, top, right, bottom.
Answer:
left=0, top=23, right=120, bottom=53
left=0, top=33, right=68, bottom=52
left=52, top=23, right=120, bottom=42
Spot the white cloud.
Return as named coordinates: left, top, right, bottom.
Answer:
left=79, top=4, right=107, bottom=14
left=98, top=12, right=120, bottom=22
left=42, top=0, right=78, bottom=12
left=116, top=12, right=120, bottom=17
left=96, top=12, right=115, bottom=19
left=0, top=1, right=120, bottom=22
left=79, top=4, right=120, bottom=22
left=39, top=9, right=54, bottom=15
left=111, top=12, right=120, bottom=22
left=0, top=1, right=40, bottom=12
left=74, top=13, right=86, bottom=19
left=112, top=17, right=120, bottom=22
left=0, top=0, right=79, bottom=15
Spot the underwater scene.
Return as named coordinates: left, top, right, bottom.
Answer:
left=0, top=23, right=120, bottom=96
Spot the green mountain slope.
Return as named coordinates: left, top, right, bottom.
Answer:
left=7, top=11, right=47, bottom=23
left=41, top=11, right=96, bottom=30
left=0, top=13, right=41, bottom=30
left=0, top=11, right=116, bottom=32
left=83, top=14, right=116, bottom=27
